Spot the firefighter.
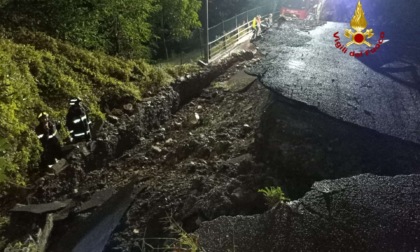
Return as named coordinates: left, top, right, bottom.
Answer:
left=268, top=13, right=273, bottom=27
left=256, top=15, right=262, bottom=37
left=35, top=112, right=62, bottom=173
left=251, top=16, right=258, bottom=39
left=66, top=97, right=92, bottom=143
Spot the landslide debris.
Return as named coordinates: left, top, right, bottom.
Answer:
left=1, top=50, right=275, bottom=251
left=195, top=174, right=420, bottom=252
left=0, top=28, right=199, bottom=185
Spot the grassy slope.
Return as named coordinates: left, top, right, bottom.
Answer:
left=0, top=28, right=198, bottom=184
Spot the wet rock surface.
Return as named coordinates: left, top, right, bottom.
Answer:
left=10, top=201, right=69, bottom=214
left=2, top=16, right=420, bottom=251
left=2, top=51, right=275, bottom=251
left=49, top=182, right=138, bottom=252
left=257, top=91, right=420, bottom=198
left=196, top=174, right=420, bottom=252
left=251, top=20, right=420, bottom=144
left=98, top=74, right=270, bottom=251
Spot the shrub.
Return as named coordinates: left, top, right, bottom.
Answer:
left=165, top=216, right=205, bottom=252
left=0, top=28, right=199, bottom=185
left=4, top=239, right=37, bottom=252
left=258, top=186, right=290, bottom=207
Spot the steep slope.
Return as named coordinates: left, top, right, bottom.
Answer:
left=0, top=28, right=196, bottom=184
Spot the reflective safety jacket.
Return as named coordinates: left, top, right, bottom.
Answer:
left=35, top=121, right=62, bottom=168
left=252, top=17, right=257, bottom=29
left=66, top=104, right=91, bottom=141
left=35, top=121, right=59, bottom=148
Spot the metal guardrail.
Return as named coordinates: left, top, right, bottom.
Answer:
left=208, top=5, right=275, bottom=43
left=206, top=4, right=277, bottom=61
left=208, top=12, right=274, bottom=61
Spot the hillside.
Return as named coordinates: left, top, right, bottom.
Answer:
left=0, top=28, right=197, bottom=185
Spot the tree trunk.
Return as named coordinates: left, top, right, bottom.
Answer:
left=163, top=37, right=169, bottom=60
left=161, top=9, right=169, bottom=60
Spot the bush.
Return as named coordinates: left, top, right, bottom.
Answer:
left=166, top=216, right=204, bottom=252
left=0, top=28, right=198, bottom=185
left=258, top=186, right=290, bottom=207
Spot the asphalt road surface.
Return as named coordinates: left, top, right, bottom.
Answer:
left=255, top=21, right=420, bottom=144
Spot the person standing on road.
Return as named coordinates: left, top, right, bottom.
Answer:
left=256, top=15, right=262, bottom=37
left=251, top=16, right=258, bottom=39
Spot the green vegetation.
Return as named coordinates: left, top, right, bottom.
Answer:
left=0, top=216, right=9, bottom=249
left=0, top=138, right=12, bottom=183
left=134, top=215, right=205, bottom=251
left=0, top=29, right=199, bottom=185
left=166, top=217, right=205, bottom=252
left=258, top=186, right=290, bottom=207
left=4, top=239, right=37, bottom=252
left=0, top=0, right=203, bottom=188
left=154, top=0, right=202, bottom=59
left=0, top=0, right=201, bottom=59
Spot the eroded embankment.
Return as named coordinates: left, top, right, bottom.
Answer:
left=3, top=51, right=274, bottom=252
left=195, top=173, right=420, bottom=251
left=5, top=30, right=420, bottom=251
left=255, top=91, right=420, bottom=198
left=191, top=79, right=420, bottom=252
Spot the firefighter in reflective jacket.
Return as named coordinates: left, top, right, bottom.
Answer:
left=66, top=98, right=91, bottom=143
left=35, top=112, right=62, bottom=172
left=252, top=16, right=258, bottom=39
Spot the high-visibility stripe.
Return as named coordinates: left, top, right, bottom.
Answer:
left=48, top=131, right=57, bottom=139
left=74, top=132, right=85, bottom=137
left=69, top=103, right=75, bottom=106
left=70, top=99, right=78, bottom=102
left=37, top=134, right=44, bottom=139
left=81, top=115, right=87, bottom=120
left=38, top=112, right=48, bottom=119
left=73, top=119, right=81, bottom=123
left=48, top=165, right=53, bottom=168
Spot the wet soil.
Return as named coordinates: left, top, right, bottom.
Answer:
left=3, top=19, right=420, bottom=252
left=94, top=66, right=272, bottom=251
left=4, top=53, right=274, bottom=251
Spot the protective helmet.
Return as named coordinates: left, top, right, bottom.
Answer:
left=37, top=112, right=48, bottom=120
left=69, top=97, right=82, bottom=106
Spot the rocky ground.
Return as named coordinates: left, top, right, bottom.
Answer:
left=2, top=17, right=420, bottom=252
left=84, top=63, right=272, bottom=251
left=0, top=48, right=278, bottom=251
left=196, top=173, right=420, bottom=252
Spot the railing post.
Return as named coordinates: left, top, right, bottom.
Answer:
left=223, top=31, right=226, bottom=50
left=204, top=0, right=209, bottom=62
left=222, top=21, right=225, bottom=34
left=236, top=16, right=239, bottom=41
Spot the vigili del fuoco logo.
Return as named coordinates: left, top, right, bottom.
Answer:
left=333, top=0, right=385, bottom=57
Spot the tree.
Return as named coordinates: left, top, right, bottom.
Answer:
left=0, top=137, right=12, bottom=183
left=153, top=0, right=202, bottom=59
left=0, top=0, right=158, bottom=58
left=46, top=0, right=106, bottom=50
left=99, top=0, right=158, bottom=58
